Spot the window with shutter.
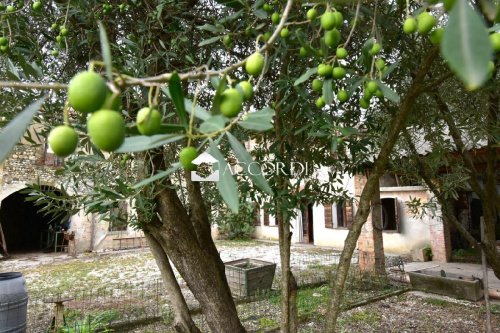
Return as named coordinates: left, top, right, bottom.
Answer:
left=344, top=200, right=354, bottom=229
left=324, top=203, right=333, bottom=229
left=381, top=198, right=399, bottom=231
left=336, top=203, right=344, bottom=228
left=263, top=207, right=270, bottom=226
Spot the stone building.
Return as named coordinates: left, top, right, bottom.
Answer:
left=0, top=132, right=143, bottom=256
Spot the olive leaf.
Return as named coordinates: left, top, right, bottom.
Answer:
left=441, top=0, right=492, bottom=90
left=0, top=97, right=46, bottom=164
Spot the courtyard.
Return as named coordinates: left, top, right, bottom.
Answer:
left=1, top=241, right=498, bottom=332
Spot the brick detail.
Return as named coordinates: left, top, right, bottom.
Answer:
left=355, top=173, right=385, bottom=273
left=429, top=213, right=451, bottom=262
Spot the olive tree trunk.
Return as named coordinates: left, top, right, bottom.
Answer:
left=140, top=152, right=245, bottom=333
left=277, top=211, right=298, bottom=333
left=325, top=48, right=439, bottom=332
left=144, top=230, right=201, bottom=333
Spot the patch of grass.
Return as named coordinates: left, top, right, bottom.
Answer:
left=396, top=293, right=408, bottom=302
left=216, top=239, right=270, bottom=247
left=341, top=309, right=381, bottom=325
left=423, top=297, right=451, bottom=307
left=269, top=291, right=281, bottom=305
left=258, top=316, right=278, bottom=329
left=297, top=285, right=330, bottom=318
left=306, top=262, right=336, bottom=272
left=479, top=303, right=500, bottom=314
left=162, top=311, right=174, bottom=326
left=452, top=248, right=480, bottom=258
left=266, top=285, right=331, bottom=319
left=21, top=251, right=157, bottom=293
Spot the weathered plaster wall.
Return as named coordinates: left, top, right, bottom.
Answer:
left=312, top=203, right=351, bottom=249
left=253, top=209, right=279, bottom=241
left=377, top=186, right=433, bottom=254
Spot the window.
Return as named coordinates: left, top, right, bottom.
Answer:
left=336, top=200, right=353, bottom=229
left=109, top=201, right=128, bottom=231
left=263, top=207, right=270, bottom=226
left=381, top=198, right=399, bottom=231
left=324, top=203, right=333, bottom=229
left=253, top=203, right=261, bottom=226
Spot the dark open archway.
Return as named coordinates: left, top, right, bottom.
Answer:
left=0, top=186, right=67, bottom=253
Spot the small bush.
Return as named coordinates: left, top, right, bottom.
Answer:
left=61, top=310, right=118, bottom=333
left=217, top=202, right=256, bottom=240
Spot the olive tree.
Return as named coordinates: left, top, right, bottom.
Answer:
left=0, top=0, right=498, bottom=332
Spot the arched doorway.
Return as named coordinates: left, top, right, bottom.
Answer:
left=0, top=186, right=68, bottom=253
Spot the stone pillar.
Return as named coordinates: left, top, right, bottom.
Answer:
left=429, top=206, right=451, bottom=262
left=355, top=173, right=385, bottom=273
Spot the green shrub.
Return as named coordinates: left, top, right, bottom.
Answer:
left=61, top=310, right=118, bottom=333
left=423, top=246, right=433, bottom=260
left=217, top=202, right=256, bottom=240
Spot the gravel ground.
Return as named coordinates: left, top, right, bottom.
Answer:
left=303, top=291, right=500, bottom=333
left=5, top=240, right=497, bottom=332
left=0, top=240, right=340, bottom=294
left=122, top=290, right=500, bottom=332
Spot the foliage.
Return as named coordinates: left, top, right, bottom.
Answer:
left=0, top=0, right=497, bottom=219
left=60, top=310, right=118, bottom=333
left=0, top=0, right=499, bottom=331
left=423, top=246, right=433, bottom=260
left=423, top=297, right=451, bottom=307
left=258, top=317, right=278, bottom=329
left=341, top=309, right=381, bottom=325
left=217, top=202, right=256, bottom=240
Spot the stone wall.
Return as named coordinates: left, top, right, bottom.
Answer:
left=0, top=144, right=58, bottom=192
left=0, top=143, right=139, bottom=253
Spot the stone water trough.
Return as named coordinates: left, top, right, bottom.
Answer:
left=225, top=258, right=276, bottom=298
left=408, top=269, right=483, bottom=301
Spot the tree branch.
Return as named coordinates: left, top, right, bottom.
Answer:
left=402, top=129, right=478, bottom=247
left=421, top=71, right=453, bottom=92
left=0, top=81, right=67, bottom=90
left=0, top=0, right=295, bottom=91
left=325, top=46, right=440, bottom=332
left=184, top=170, right=220, bottom=255
left=430, top=92, right=485, bottom=196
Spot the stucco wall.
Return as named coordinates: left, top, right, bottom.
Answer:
left=377, top=186, right=433, bottom=254
left=255, top=184, right=436, bottom=256
left=312, top=203, right=350, bottom=249
left=312, top=187, right=434, bottom=255
left=253, top=209, right=279, bottom=241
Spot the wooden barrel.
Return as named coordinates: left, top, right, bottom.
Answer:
left=0, top=272, right=28, bottom=333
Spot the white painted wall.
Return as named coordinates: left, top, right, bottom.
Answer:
left=378, top=187, right=432, bottom=254
left=253, top=207, right=280, bottom=241
left=312, top=203, right=350, bottom=249
left=254, top=170, right=356, bottom=246
left=311, top=186, right=434, bottom=255
left=254, top=181, right=436, bottom=256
